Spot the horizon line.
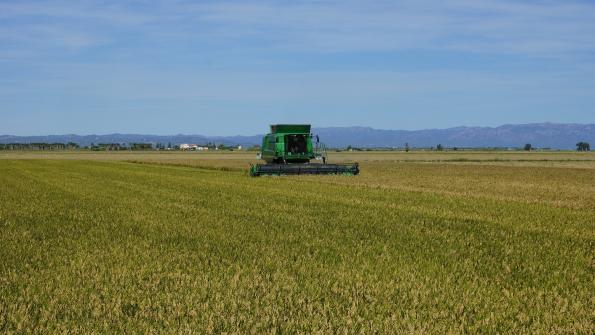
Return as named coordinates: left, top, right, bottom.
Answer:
left=1, top=122, right=594, bottom=138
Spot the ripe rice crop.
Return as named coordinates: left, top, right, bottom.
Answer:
left=0, top=153, right=593, bottom=333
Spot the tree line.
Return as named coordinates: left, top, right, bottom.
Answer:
left=0, top=142, right=245, bottom=151
left=341, top=142, right=591, bottom=152
left=576, top=142, right=590, bottom=152
left=0, top=142, right=80, bottom=150
left=1, top=141, right=591, bottom=151
left=0, top=142, right=153, bottom=151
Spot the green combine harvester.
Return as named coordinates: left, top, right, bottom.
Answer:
left=249, top=124, right=359, bottom=176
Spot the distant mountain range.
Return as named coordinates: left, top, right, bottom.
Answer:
left=1, top=123, right=593, bottom=149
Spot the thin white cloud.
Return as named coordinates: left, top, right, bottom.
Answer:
left=170, top=0, right=595, bottom=56
left=1, top=0, right=594, bottom=57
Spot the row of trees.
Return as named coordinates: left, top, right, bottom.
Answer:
left=0, top=142, right=249, bottom=151
left=431, top=142, right=589, bottom=151
left=576, top=142, right=590, bottom=151
left=89, top=143, right=153, bottom=150
left=1, top=141, right=591, bottom=151
left=0, top=142, right=79, bottom=150
left=0, top=142, right=155, bottom=151
left=342, top=142, right=591, bottom=151
left=524, top=142, right=590, bottom=151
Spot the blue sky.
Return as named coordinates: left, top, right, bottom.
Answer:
left=1, top=0, right=594, bottom=135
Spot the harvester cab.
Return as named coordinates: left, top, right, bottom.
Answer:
left=249, top=124, right=359, bottom=176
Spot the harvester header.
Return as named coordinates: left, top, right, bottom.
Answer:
left=249, top=124, right=359, bottom=176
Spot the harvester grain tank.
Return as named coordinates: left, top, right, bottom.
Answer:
left=249, top=124, right=359, bottom=176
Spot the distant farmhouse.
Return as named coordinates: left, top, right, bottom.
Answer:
left=179, top=144, right=209, bottom=151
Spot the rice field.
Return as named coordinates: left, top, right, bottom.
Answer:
left=0, top=151, right=593, bottom=333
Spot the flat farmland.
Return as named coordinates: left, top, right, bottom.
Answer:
left=0, top=151, right=593, bottom=333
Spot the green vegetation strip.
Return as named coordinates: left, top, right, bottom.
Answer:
left=0, top=160, right=593, bottom=333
